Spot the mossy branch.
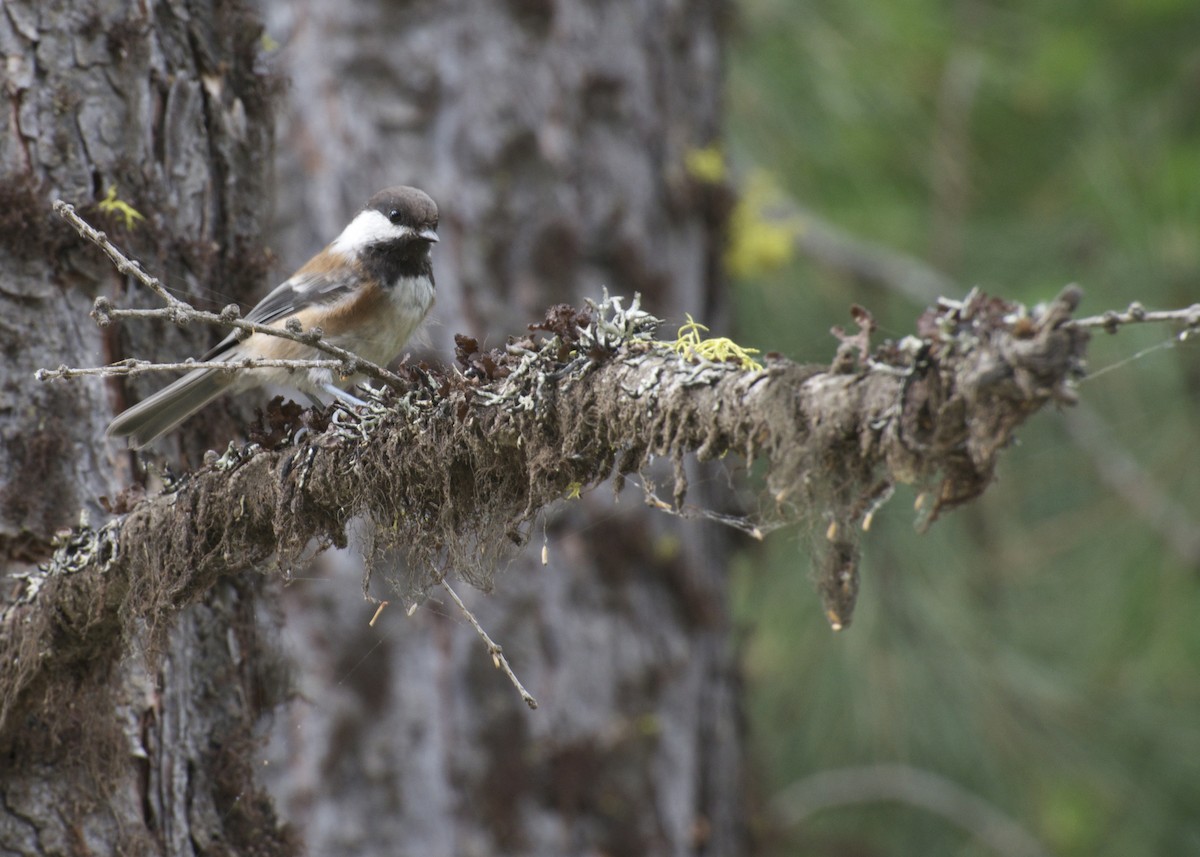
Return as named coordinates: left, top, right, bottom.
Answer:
left=3, top=283, right=1101, bottom=734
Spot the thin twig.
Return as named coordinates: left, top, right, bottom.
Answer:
left=92, top=304, right=401, bottom=385
left=639, top=485, right=771, bottom=539
left=36, top=357, right=352, bottom=382
left=54, top=199, right=186, bottom=307
left=1065, top=301, right=1200, bottom=333
left=51, top=199, right=405, bottom=387
left=441, top=579, right=538, bottom=710
left=368, top=601, right=389, bottom=627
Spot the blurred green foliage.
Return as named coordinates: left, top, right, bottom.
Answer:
left=726, top=1, right=1200, bottom=855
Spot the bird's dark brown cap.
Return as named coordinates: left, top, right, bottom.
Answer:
left=366, top=186, right=438, bottom=233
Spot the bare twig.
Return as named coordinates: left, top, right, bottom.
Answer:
left=368, top=601, right=389, bottom=627
left=36, top=357, right=352, bottom=382
left=51, top=199, right=405, bottom=388
left=638, top=481, right=770, bottom=539
left=441, top=580, right=538, bottom=710
left=1066, top=300, right=1200, bottom=334
left=53, top=199, right=185, bottom=308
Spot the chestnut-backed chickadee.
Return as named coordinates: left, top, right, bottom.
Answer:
left=107, top=186, right=439, bottom=448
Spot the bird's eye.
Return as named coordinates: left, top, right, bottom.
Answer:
left=388, top=209, right=402, bottom=224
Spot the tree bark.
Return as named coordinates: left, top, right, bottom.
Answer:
left=254, top=1, right=742, bottom=855
left=0, top=1, right=294, bottom=853
left=2, top=0, right=745, bottom=855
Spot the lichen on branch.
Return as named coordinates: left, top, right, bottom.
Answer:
left=4, top=285, right=1091, bottom=735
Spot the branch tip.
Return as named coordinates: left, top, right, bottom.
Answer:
left=441, top=580, right=538, bottom=710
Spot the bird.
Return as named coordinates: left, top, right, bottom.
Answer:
left=107, top=185, right=439, bottom=448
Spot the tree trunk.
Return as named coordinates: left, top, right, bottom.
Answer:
left=0, top=1, right=294, bottom=853
left=254, top=1, right=742, bottom=855
left=1, top=0, right=743, bottom=854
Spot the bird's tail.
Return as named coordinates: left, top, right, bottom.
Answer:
left=107, top=368, right=235, bottom=448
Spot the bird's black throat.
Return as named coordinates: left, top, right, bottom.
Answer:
left=361, top=241, right=435, bottom=290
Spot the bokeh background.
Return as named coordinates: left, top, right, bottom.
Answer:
left=725, top=1, right=1200, bottom=854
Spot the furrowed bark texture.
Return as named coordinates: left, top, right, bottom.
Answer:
left=254, top=1, right=738, bottom=855
left=0, top=1, right=293, bottom=853
left=4, top=0, right=739, bottom=853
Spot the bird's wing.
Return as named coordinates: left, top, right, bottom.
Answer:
left=204, top=255, right=359, bottom=359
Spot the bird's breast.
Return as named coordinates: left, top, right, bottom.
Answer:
left=255, top=273, right=434, bottom=368
left=329, top=273, right=435, bottom=365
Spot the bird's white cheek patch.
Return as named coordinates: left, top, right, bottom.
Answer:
left=331, top=210, right=415, bottom=254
